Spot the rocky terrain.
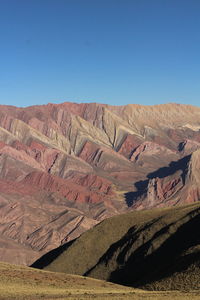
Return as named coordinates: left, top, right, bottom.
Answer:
left=34, top=202, right=200, bottom=291
left=0, top=102, right=200, bottom=264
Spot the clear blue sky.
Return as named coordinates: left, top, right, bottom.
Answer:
left=0, top=0, right=200, bottom=107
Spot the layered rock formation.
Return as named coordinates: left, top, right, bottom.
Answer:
left=0, top=102, right=200, bottom=264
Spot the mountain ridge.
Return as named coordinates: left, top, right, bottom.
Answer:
left=0, top=101, right=199, bottom=265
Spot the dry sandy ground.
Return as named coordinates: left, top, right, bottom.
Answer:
left=0, top=262, right=199, bottom=300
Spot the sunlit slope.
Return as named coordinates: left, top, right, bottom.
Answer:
left=0, top=262, right=199, bottom=300
left=0, top=261, right=133, bottom=299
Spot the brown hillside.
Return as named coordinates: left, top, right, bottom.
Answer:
left=1, top=262, right=199, bottom=300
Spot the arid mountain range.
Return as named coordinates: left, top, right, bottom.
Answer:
left=0, top=102, right=200, bottom=265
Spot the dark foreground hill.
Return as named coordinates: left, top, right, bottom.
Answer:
left=33, top=202, right=200, bottom=291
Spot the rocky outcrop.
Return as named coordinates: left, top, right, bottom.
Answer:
left=131, top=149, right=200, bottom=210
